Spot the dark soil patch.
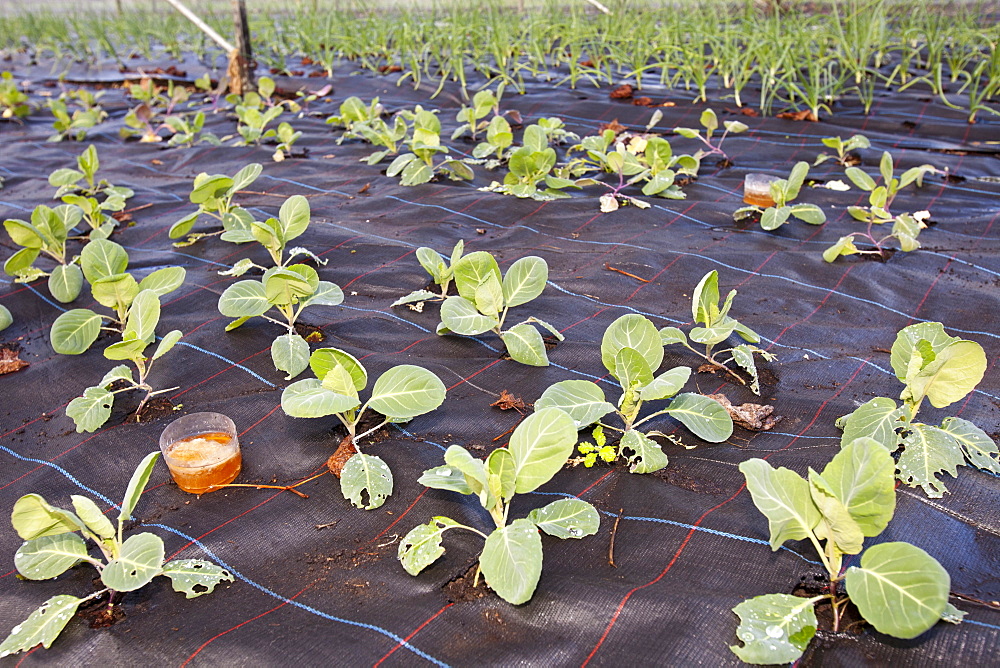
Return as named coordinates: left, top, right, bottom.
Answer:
left=78, top=590, right=126, bottom=629
left=696, top=362, right=779, bottom=392
left=444, top=562, right=490, bottom=603
left=652, top=466, right=724, bottom=495
left=293, top=322, right=325, bottom=342
left=854, top=246, right=897, bottom=262
left=124, top=397, right=175, bottom=424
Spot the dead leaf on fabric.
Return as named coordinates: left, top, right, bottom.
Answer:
left=706, top=393, right=780, bottom=431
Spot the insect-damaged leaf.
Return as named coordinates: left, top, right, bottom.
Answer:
left=398, top=516, right=463, bottom=576
left=844, top=542, right=949, bottom=639
left=66, top=386, right=114, bottom=433
left=480, top=518, right=543, bottom=605
left=939, top=417, right=1000, bottom=474
left=161, top=559, right=233, bottom=598
left=618, top=429, right=669, bottom=474
left=897, top=423, right=964, bottom=498
left=0, top=595, right=84, bottom=657
left=102, top=532, right=165, bottom=592
left=836, top=397, right=906, bottom=452
left=730, top=593, right=818, bottom=665
left=340, top=453, right=393, bottom=510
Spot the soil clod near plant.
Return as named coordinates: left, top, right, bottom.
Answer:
left=125, top=397, right=175, bottom=424
left=444, top=562, right=489, bottom=603
left=326, top=435, right=357, bottom=477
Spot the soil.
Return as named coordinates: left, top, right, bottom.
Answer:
left=293, top=321, right=326, bottom=342
left=78, top=590, right=126, bottom=629
left=443, top=562, right=490, bottom=603
left=696, top=362, right=779, bottom=391
left=854, top=246, right=898, bottom=262
left=124, top=397, right=175, bottom=424
left=652, top=466, right=725, bottom=495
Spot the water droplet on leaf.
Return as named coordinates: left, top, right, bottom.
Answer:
left=765, top=625, right=783, bottom=638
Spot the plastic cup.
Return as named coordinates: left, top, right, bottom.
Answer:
left=159, top=412, right=241, bottom=494
left=743, top=173, right=781, bottom=207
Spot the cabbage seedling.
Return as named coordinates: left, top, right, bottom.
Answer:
left=813, top=133, right=870, bottom=166
left=392, top=239, right=464, bottom=307
left=47, top=93, right=107, bottom=142
left=399, top=407, right=599, bottom=604
left=0, top=452, right=232, bottom=658
left=4, top=204, right=85, bottom=302
left=659, top=270, right=775, bottom=394
left=732, top=161, right=827, bottom=231
left=281, top=347, right=446, bottom=510
left=732, top=438, right=961, bottom=664
left=220, top=195, right=326, bottom=276
left=168, top=163, right=262, bottom=247
left=436, top=251, right=563, bottom=366
left=49, top=239, right=186, bottom=355
left=537, top=313, right=734, bottom=474
left=218, top=263, right=343, bottom=379
left=824, top=151, right=938, bottom=262
left=836, top=322, right=995, bottom=497
left=387, top=107, right=473, bottom=186
left=48, top=145, right=134, bottom=202
left=480, top=124, right=579, bottom=200
left=65, top=290, right=183, bottom=432
left=0, top=71, right=29, bottom=119
left=674, top=107, right=747, bottom=164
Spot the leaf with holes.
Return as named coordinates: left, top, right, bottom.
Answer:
left=0, top=595, right=84, bottom=657
left=730, top=593, right=819, bottom=665
left=161, top=559, right=233, bottom=598
left=66, top=386, right=114, bottom=433
left=341, top=453, right=393, bottom=510
left=897, top=423, right=964, bottom=498
left=939, top=417, right=1000, bottom=474
left=618, top=429, right=669, bottom=474
left=102, top=532, right=165, bottom=592
left=836, top=397, right=906, bottom=452
left=398, top=517, right=463, bottom=576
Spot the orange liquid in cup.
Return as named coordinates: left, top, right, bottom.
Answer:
left=165, top=432, right=242, bottom=494
left=743, top=191, right=776, bottom=207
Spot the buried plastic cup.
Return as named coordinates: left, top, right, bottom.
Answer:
left=743, top=173, right=781, bottom=207
left=159, top=412, right=241, bottom=494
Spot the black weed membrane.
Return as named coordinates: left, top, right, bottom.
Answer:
left=0, top=55, right=998, bottom=666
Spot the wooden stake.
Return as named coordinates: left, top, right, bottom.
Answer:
left=230, top=0, right=254, bottom=96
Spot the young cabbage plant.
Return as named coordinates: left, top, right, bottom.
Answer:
left=120, top=80, right=192, bottom=143
left=48, top=145, right=134, bottom=202
left=674, top=108, right=747, bottom=164
left=481, top=124, right=579, bottom=200
left=47, top=94, right=107, bottom=142
left=537, top=313, right=734, bottom=474
left=59, top=193, right=126, bottom=241
left=354, top=115, right=409, bottom=165
left=164, top=111, right=221, bottom=148
left=399, top=407, right=599, bottom=605
left=49, top=240, right=186, bottom=355
left=470, top=115, right=514, bottom=168
left=220, top=195, right=325, bottom=276
left=387, top=107, right=473, bottom=186
left=836, top=322, right=994, bottom=498
left=0, top=71, right=30, bottom=120
left=436, top=251, right=562, bottom=366
left=659, top=270, right=774, bottom=394
left=813, top=133, right=870, bottom=166
left=218, top=264, right=343, bottom=379
left=732, top=437, right=961, bottom=665
left=4, top=204, right=85, bottom=302
left=168, top=163, right=262, bottom=247
left=733, top=161, right=827, bottom=231
left=452, top=86, right=504, bottom=141
left=0, top=452, right=232, bottom=658
left=281, top=347, right=446, bottom=510
left=824, top=152, right=938, bottom=262
left=267, top=121, right=303, bottom=161
left=66, top=290, right=183, bottom=432
left=392, top=240, right=464, bottom=307
left=326, top=96, right=384, bottom=134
